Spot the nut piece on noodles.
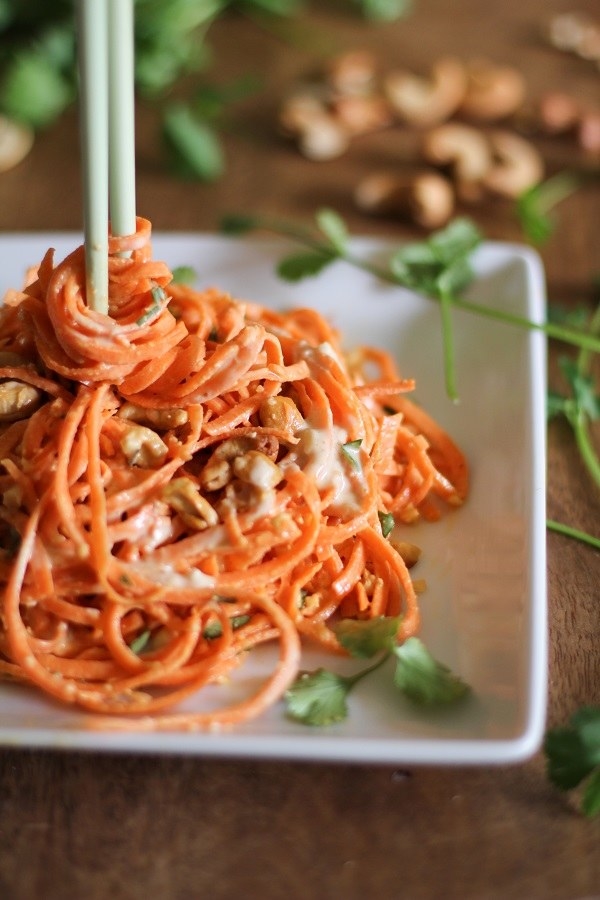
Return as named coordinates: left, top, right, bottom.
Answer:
left=0, top=380, right=42, bottom=422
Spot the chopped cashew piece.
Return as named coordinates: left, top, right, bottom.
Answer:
left=163, top=477, right=219, bottom=531
left=259, top=396, right=304, bottom=433
left=384, top=57, right=467, bottom=127
left=390, top=539, right=422, bottom=568
left=120, top=425, right=168, bottom=468
left=0, top=380, right=42, bottom=422
left=232, top=451, right=283, bottom=490
left=118, top=402, right=188, bottom=429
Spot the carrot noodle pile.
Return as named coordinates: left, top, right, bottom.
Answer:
left=0, top=217, right=468, bottom=731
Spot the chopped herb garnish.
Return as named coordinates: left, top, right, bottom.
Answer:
left=340, top=438, right=363, bottom=470
left=171, top=265, right=197, bottom=285
left=378, top=510, right=395, bottom=538
left=129, top=629, right=152, bottom=656
left=203, top=614, right=251, bottom=640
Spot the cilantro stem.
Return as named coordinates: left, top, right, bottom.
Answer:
left=546, top=520, right=600, bottom=550
left=342, top=651, right=390, bottom=688
left=439, top=288, right=459, bottom=402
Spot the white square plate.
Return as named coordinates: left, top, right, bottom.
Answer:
left=0, top=232, right=547, bottom=763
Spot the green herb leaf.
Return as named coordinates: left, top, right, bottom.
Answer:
left=285, top=668, right=350, bottom=726
left=0, top=51, right=73, bottom=128
left=334, top=616, right=401, bottom=659
left=517, top=172, right=584, bottom=245
left=315, top=207, right=348, bottom=254
left=353, top=0, right=412, bottom=21
left=582, top=768, right=600, bottom=818
left=544, top=709, right=600, bottom=814
left=378, top=510, right=395, bottom=538
left=559, top=357, right=600, bottom=421
left=393, top=637, right=471, bottom=705
left=340, top=438, right=362, bottom=470
left=129, top=629, right=152, bottom=656
left=162, top=102, right=224, bottom=182
left=276, top=251, right=335, bottom=282
left=390, top=218, right=481, bottom=299
left=547, top=390, right=569, bottom=420
left=221, top=213, right=260, bottom=235
left=203, top=614, right=251, bottom=640
left=171, top=265, right=197, bottom=285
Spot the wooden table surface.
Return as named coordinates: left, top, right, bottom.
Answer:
left=1, top=2, right=599, bottom=898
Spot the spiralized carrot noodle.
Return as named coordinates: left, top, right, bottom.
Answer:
left=0, top=217, right=468, bottom=732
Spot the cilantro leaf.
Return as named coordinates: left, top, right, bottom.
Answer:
left=276, top=251, right=335, bottom=282
left=393, top=637, right=470, bottom=705
left=547, top=390, right=569, bottom=420
left=378, top=510, right=395, bottom=538
left=315, top=207, right=349, bottom=255
left=340, top=438, right=363, bottom=470
left=544, top=707, right=600, bottom=808
left=390, top=218, right=481, bottom=299
left=285, top=668, right=350, bottom=726
left=353, top=0, right=412, bottom=21
left=334, top=616, right=401, bottom=659
left=203, top=614, right=251, bottom=640
left=129, top=629, right=152, bottom=656
left=162, top=102, right=224, bottom=182
left=559, top=357, right=600, bottom=421
left=221, top=214, right=260, bottom=235
left=582, top=769, right=600, bottom=818
left=171, top=265, right=197, bottom=285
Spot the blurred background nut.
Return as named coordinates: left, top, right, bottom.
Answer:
left=354, top=170, right=454, bottom=229
left=383, top=56, right=467, bottom=127
left=329, top=93, right=393, bottom=136
left=537, top=90, right=582, bottom=134
left=578, top=110, right=600, bottom=154
left=483, top=130, right=544, bottom=197
left=0, top=116, right=34, bottom=173
left=421, top=123, right=492, bottom=202
left=278, top=93, right=328, bottom=138
left=458, top=59, right=526, bottom=121
left=324, top=49, right=378, bottom=95
left=298, top=114, right=350, bottom=161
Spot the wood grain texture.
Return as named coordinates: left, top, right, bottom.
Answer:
left=0, top=2, right=599, bottom=898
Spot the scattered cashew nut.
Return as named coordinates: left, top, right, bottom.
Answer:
left=421, top=123, right=493, bottom=201
left=0, top=116, right=34, bottom=173
left=354, top=170, right=454, bottom=229
left=459, top=59, right=526, bottom=121
left=483, top=130, right=544, bottom=197
left=383, top=56, right=467, bottom=127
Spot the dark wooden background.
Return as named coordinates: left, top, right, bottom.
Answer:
left=0, top=2, right=599, bottom=898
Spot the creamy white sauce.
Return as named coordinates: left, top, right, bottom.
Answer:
left=133, top=561, right=215, bottom=590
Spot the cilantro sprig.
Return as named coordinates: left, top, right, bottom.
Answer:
left=221, top=208, right=600, bottom=387
left=285, top=617, right=470, bottom=726
left=544, top=707, right=600, bottom=817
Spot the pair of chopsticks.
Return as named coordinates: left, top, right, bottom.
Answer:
left=77, top=0, right=136, bottom=315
